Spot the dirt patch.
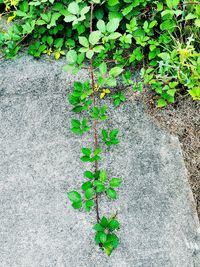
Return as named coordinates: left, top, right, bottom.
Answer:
left=138, top=92, right=200, bottom=219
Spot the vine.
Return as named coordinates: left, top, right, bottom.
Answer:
left=67, top=1, right=122, bottom=256
left=90, top=2, right=100, bottom=223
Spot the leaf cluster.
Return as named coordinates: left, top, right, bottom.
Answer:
left=1, top=0, right=199, bottom=104
left=94, top=216, right=120, bottom=256
left=67, top=169, right=122, bottom=212
left=102, top=129, right=119, bottom=146
left=68, top=81, right=92, bottom=113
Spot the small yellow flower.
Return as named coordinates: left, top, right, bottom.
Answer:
left=54, top=49, right=65, bottom=60
left=100, top=88, right=110, bottom=99
left=48, top=48, right=53, bottom=56
left=94, top=84, right=100, bottom=92
left=179, top=48, right=190, bottom=65
left=102, top=39, right=105, bottom=44
left=44, top=48, right=53, bottom=56
left=11, top=0, right=19, bottom=6
left=5, top=4, right=11, bottom=11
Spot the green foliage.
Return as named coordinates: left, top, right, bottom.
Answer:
left=67, top=77, right=122, bottom=254
left=68, top=81, right=92, bottom=112
left=80, top=147, right=101, bottom=162
left=68, top=191, right=82, bottom=209
left=112, top=91, right=126, bottom=106
left=70, top=118, right=90, bottom=135
left=91, top=105, right=107, bottom=120
left=1, top=0, right=199, bottom=103
left=102, top=129, right=119, bottom=146
left=94, top=216, right=120, bottom=256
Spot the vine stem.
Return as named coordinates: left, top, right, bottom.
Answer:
left=90, top=3, right=100, bottom=223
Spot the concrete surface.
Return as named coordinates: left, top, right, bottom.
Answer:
left=0, top=55, right=200, bottom=267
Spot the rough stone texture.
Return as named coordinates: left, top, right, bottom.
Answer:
left=0, top=55, right=200, bottom=267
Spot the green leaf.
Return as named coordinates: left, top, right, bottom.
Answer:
left=157, top=2, right=163, bottom=11
left=47, top=36, right=53, bottom=46
left=158, top=52, right=170, bottom=61
left=71, top=119, right=80, bottom=128
left=122, top=3, right=136, bottom=16
left=104, top=243, right=114, bottom=256
left=160, top=20, right=176, bottom=31
left=107, top=78, right=117, bottom=87
left=108, top=32, right=121, bottom=40
left=19, top=0, right=29, bottom=12
left=100, top=216, right=108, bottom=227
left=102, top=129, right=108, bottom=139
left=72, top=106, right=83, bottom=113
left=94, top=223, right=105, bottom=231
left=54, top=38, right=64, bottom=48
left=48, top=13, right=61, bottom=29
left=96, top=184, right=105, bottom=193
left=106, top=188, right=117, bottom=200
left=72, top=201, right=82, bottom=209
left=84, top=171, right=94, bottom=179
left=80, top=6, right=90, bottom=16
left=189, top=88, right=200, bottom=100
left=99, top=232, right=107, bottom=243
left=85, top=188, right=94, bottom=199
left=85, top=199, right=94, bottom=211
left=95, top=232, right=101, bottom=244
left=108, top=0, right=119, bottom=6
left=86, top=50, right=94, bottom=59
left=80, top=156, right=90, bottom=162
left=149, top=20, right=157, bottom=28
left=99, top=62, right=107, bottom=75
left=93, top=45, right=104, bottom=53
left=166, top=0, right=180, bottom=9
left=108, top=219, right=120, bottom=231
left=112, top=234, right=119, bottom=249
left=82, top=148, right=91, bottom=156
left=110, top=178, right=122, bottom=187
left=106, top=19, right=120, bottom=32
left=94, top=147, right=101, bottom=156
left=66, top=50, right=77, bottom=64
left=64, top=14, right=76, bottom=23
left=82, top=181, right=93, bottom=191
left=107, top=233, right=119, bottom=249
left=89, top=31, right=101, bottom=45
left=15, top=10, right=27, bottom=17
left=157, top=99, right=167, bottom=108
left=68, top=191, right=81, bottom=202
left=68, top=2, right=79, bottom=15
left=100, top=170, right=107, bottom=182
left=110, top=129, right=119, bottom=139
left=109, top=67, right=124, bottom=77
left=195, top=19, right=200, bottom=27
left=79, top=37, right=89, bottom=47
left=97, top=20, right=106, bottom=32
left=94, top=180, right=102, bottom=186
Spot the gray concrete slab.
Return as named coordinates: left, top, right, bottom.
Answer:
left=0, top=55, right=200, bottom=267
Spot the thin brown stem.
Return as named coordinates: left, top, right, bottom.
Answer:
left=90, top=3, right=100, bottom=223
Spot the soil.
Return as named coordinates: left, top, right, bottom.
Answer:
left=140, top=91, right=200, bottom=220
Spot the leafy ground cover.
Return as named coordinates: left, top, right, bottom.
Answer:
left=0, top=0, right=199, bottom=106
